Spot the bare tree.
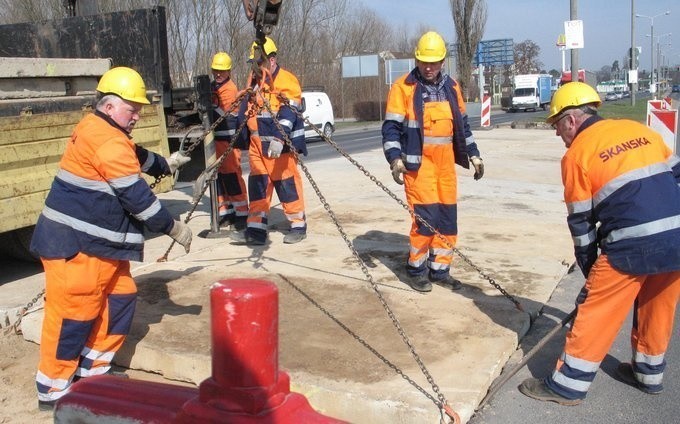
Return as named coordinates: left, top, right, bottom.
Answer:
left=0, top=0, right=406, bottom=119
left=450, top=0, right=487, bottom=100
left=513, top=39, right=542, bottom=74
left=0, top=0, right=66, bottom=22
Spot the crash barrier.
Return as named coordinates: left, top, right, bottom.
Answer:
left=54, top=279, right=346, bottom=424
left=481, top=94, right=491, bottom=128
left=646, top=97, right=678, bottom=153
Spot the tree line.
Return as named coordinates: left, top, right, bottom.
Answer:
left=1, top=0, right=547, bottom=118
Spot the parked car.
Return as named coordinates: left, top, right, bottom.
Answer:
left=301, top=91, right=334, bottom=140
left=673, top=85, right=680, bottom=93
left=605, top=92, right=619, bottom=101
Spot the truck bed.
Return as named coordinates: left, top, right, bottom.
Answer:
left=0, top=104, right=173, bottom=235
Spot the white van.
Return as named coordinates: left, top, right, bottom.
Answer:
left=301, top=91, right=334, bottom=140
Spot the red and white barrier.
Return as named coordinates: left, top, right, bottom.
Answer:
left=647, top=99, right=678, bottom=153
left=481, top=94, right=491, bottom=128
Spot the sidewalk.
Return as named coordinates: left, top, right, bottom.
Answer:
left=1, top=127, right=573, bottom=423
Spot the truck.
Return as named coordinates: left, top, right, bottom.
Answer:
left=510, top=74, right=553, bottom=112
left=0, top=7, right=175, bottom=261
left=560, top=69, right=597, bottom=88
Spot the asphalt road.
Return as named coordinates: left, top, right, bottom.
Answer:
left=469, top=268, right=680, bottom=424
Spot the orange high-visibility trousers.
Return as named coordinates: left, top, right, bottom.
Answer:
left=246, top=133, right=306, bottom=243
left=403, top=142, right=457, bottom=280
left=215, top=141, right=248, bottom=224
left=36, top=252, right=137, bottom=402
left=547, top=254, right=680, bottom=399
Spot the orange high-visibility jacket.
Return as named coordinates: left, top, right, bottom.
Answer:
left=212, top=78, right=246, bottom=148
left=382, top=69, right=478, bottom=170
left=239, top=66, right=306, bottom=156
left=562, top=116, right=680, bottom=276
left=30, top=111, right=175, bottom=261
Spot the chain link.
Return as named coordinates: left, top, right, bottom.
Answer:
left=150, top=89, right=254, bottom=190
left=156, top=90, right=257, bottom=262
left=266, top=93, right=460, bottom=422
left=3, top=288, right=44, bottom=336
left=285, top=94, right=524, bottom=311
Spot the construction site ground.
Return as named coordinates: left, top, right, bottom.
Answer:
left=0, top=126, right=574, bottom=423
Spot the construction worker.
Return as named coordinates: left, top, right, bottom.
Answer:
left=29, top=66, right=192, bottom=410
left=231, top=36, right=307, bottom=245
left=519, top=82, right=680, bottom=405
left=382, top=31, right=484, bottom=293
left=210, top=51, right=248, bottom=230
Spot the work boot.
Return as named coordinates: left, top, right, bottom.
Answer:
left=233, top=217, right=247, bottom=231
left=283, top=231, right=306, bottom=244
left=406, top=274, right=432, bottom=292
left=218, top=215, right=233, bottom=229
left=518, top=377, right=582, bottom=406
left=38, top=399, right=56, bottom=411
left=431, top=274, right=462, bottom=291
left=73, top=368, right=129, bottom=384
left=229, top=230, right=266, bottom=246
left=229, top=230, right=247, bottom=244
left=616, top=363, right=663, bottom=394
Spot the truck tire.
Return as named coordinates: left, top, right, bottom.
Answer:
left=0, top=226, right=39, bottom=262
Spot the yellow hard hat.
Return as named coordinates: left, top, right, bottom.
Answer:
left=415, top=31, right=447, bottom=62
left=211, top=52, right=232, bottom=71
left=249, top=36, right=278, bottom=60
left=546, top=82, right=601, bottom=123
left=96, top=66, right=150, bottom=105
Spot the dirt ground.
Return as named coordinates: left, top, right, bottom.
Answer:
left=0, top=332, right=46, bottom=424
left=0, top=331, right=191, bottom=424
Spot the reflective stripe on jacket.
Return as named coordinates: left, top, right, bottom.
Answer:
left=382, top=69, right=479, bottom=170
left=562, top=115, right=680, bottom=276
left=30, top=111, right=175, bottom=261
left=241, top=66, right=306, bottom=156
left=212, top=78, right=246, bottom=149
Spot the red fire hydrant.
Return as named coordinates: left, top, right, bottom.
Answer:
left=55, top=278, right=347, bottom=423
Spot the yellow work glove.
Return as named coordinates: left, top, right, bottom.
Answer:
left=470, top=156, right=484, bottom=180
left=390, top=158, right=406, bottom=185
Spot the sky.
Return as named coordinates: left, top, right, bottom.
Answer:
left=359, top=0, right=679, bottom=73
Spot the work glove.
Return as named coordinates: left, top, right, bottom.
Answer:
left=166, top=151, right=191, bottom=174
left=470, top=156, right=484, bottom=180
left=390, top=158, right=406, bottom=185
left=266, top=138, right=284, bottom=159
left=168, top=220, right=192, bottom=253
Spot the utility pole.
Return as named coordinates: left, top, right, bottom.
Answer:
left=630, top=0, right=636, bottom=106
left=570, top=0, right=578, bottom=82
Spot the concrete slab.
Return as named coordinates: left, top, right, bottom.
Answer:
left=2, top=127, right=574, bottom=423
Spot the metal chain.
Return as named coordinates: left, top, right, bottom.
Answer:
left=156, top=91, right=257, bottom=262
left=264, top=92, right=459, bottom=423
left=288, top=96, right=524, bottom=312
left=3, top=288, right=44, bottom=336
left=150, top=89, right=253, bottom=190
left=4, top=92, right=256, bottom=331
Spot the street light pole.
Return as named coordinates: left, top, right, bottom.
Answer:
left=646, top=32, right=672, bottom=96
left=636, top=10, right=670, bottom=99
left=630, top=0, right=635, bottom=106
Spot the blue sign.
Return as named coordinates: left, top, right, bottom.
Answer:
left=474, top=39, right=514, bottom=66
